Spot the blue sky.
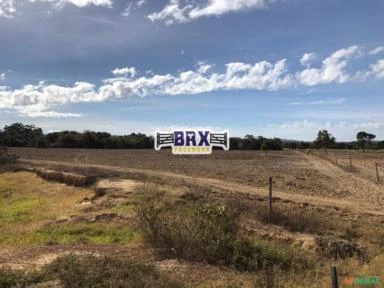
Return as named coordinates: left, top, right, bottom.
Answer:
left=0, top=0, right=383, bottom=141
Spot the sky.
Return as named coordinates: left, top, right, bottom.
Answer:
left=0, top=0, right=383, bottom=141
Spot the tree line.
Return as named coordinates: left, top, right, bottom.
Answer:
left=0, top=123, right=382, bottom=151
left=0, top=123, right=284, bottom=150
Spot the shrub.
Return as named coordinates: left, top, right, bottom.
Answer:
left=137, top=191, right=312, bottom=272
left=47, top=254, right=182, bottom=288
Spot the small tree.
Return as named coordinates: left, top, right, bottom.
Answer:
left=356, top=131, right=376, bottom=152
left=313, top=130, right=335, bottom=154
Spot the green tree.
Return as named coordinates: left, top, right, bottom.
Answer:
left=0, top=123, right=43, bottom=147
left=313, top=130, right=335, bottom=153
left=356, top=131, right=376, bottom=152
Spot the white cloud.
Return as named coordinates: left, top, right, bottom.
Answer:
left=0, top=81, right=99, bottom=117
left=0, top=73, right=5, bottom=80
left=368, top=46, right=384, bottom=55
left=357, top=59, right=384, bottom=80
left=300, top=52, right=316, bottom=66
left=297, top=45, right=361, bottom=86
left=58, top=0, right=112, bottom=8
left=122, top=0, right=145, bottom=16
left=368, top=59, right=384, bottom=79
left=197, top=63, right=212, bottom=74
left=122, top=1, right=133, bottom=16
left=148, top=0, right=189, bottom=25
left=289, top=98, right=345, bottom=106
left=25, top=111, right=82, bottom=118
left=111, top=67, right=136, bottom=77
left=0, top=0, right=112, bottom=18
left=148, top=0, right=270, bottom=25
left=0, top=0, right=16, bottom=18
left=136, top=0, right=146, bottom=7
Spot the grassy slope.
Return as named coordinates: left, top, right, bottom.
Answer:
left=0, top=172, right=135, bottom=246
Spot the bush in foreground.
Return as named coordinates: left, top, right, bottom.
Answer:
left=137, top=190, right=312, bottom=272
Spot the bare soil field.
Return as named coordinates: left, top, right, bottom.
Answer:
left=1, top=148, right=384, bottom=287
left=11, top=148, right=384, bottom=204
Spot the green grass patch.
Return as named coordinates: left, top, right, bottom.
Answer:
left=0, top=179, right=46, bottom=226
left=0, top=223, right=137, bottom=246
left=0, top=196, right=42, bottom=226
left=38, top=223, right=137, bottom=245
left=110, top=201, right=137, bottom=214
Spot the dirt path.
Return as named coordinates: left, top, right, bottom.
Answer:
left=20, top=158, right=384, bottom=216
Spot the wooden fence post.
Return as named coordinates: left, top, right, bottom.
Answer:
left=266, top=266, right=274, bottom=288
left=335, top=155, right=338, bottom=165
left=268, top=177, right=272, bottom=217
left=376, top=162, right=380, bottom=183
left=331, top=266, right=339, bottom=288
left=349, top=156, right=352, bottom=168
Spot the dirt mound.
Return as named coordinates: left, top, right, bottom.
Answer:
left=94, top=179, right=139, bottom=197
left=34, top=168, right=97, bottom=187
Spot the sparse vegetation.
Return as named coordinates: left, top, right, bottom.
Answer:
left=47, top=254, right=183, bottom=288
left=0, top=268, right=47, bottom=288
left=137, top=188, right=313, bottom=272
left=255, top=205, right=334, bottom=234
left=0, top=255, right=183, bottom=288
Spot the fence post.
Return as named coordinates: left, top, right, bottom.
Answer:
left=266, top=266, right=274, bottom=288
left=376, top=162, right=380, bottom=183
left=331, top=266, right=339, bottom=288
left=349, top=156, right=352, bottom=168
left=335, top=155, right=338, bottom=165
left=268, top=177, right=272, bottom=217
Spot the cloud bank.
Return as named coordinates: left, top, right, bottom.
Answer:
left=0, top=45, right=383, bottom=117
